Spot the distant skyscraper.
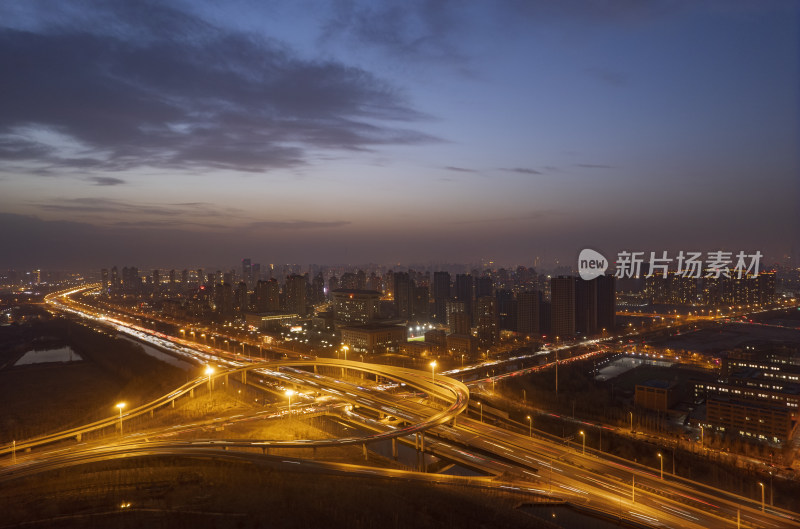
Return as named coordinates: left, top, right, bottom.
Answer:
left=551, top=276, right=576, bottom=337
left=516, top=291, right=539, bottom=335
left=476, top=296, right=498, bottom=347
left=101, top=268, right=109, bottom=292
left=454, top=274, right=474, bottom=326
left=285, top=274, right=307, bottom=316
left=475, top=275, right=493, bottom=299
left=393, top=271, right=413, bottom=319
left=412, top=285, right=429, bottom=320
left=242, top=258, right=252, bottom=287
left=111, top=266, right=119, bottom=290
left=236, top=281, right=248, bottom=313
left=254, top=279, right=280, bottom=312
left=495, top=289, right=517, bottom=332
left=432, top=271, right=451, bottom=323
left=596, top=275, right=616, bottom=332
left=311, top=272, right=325, bottom=304
left=575, top=278, right=598, bottom=336
left=449, top=311, right=471, bottom=336
left=328, top=275, right=339, bottom=297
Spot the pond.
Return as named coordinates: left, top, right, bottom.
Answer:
left=15, top=346, right=82, bottom=365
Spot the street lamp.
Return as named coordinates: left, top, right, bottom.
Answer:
left=700, top=425, right=704, bottom=449
left=478, top=401, right=483, bottom=423
left=461, top=354, right=465, bottom=368
left=579, top=430, right=585, bottom=455
left=430, top=360, right=437, bottom=383
left=205, top=365, right=214, bottom=390
left=527, top=415, right=532, bottom=437
left=286, top=389, right=295, bottom=413
left=341, top=345, right=349, bottom=361
left=657, top=452, right=663, bottom=479
left=759, top=482, right=765, bottom=512
left=116, top=402, right=126, bottom=436
left=629, top=411, right=633, bottom=433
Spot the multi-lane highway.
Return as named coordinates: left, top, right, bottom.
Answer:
left=2, top=285, right=797, bottom=529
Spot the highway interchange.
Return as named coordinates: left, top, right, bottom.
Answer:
left=0, top=286, right=798, bottom=529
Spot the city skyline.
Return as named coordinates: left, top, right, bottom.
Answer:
left=1, top=1, right=798, bottom=268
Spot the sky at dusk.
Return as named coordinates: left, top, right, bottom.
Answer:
left=1, top=1, right=798, bottom=270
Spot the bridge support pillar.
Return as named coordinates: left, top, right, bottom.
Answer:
left=415, top=433, right=419, bottom=451
left=421, top=432, right=425, bottom=453
left=314, top=365, right=318, bottom=374
left=190, top=388, right=194, bottom=398
left=150, top=409, right=154, bottom=418
left=171, top=399, right=175, bottom=408
left=76, top=433, right=81, bottom=442
left=242, top=370, right=247, bottom=384
left=392, top=438, right=398, bottom=459
left=225, top=373, right=229, bottom=385
left=362, top=443, right=368, bottom=461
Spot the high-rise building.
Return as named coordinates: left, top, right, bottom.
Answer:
left=412, top=285, right=429, bottom=320
left=551, top=276, right=576, bottom=337
left=476, top=296, right=498, bottom=347
left=235, top=281, right=248, bottom=313
left=454, top=274, right=474, bottom=326
left=331, top=289, right=380, bottom=323
left=432, top=271, right=451, bottom=324
left=101, top=268, right=109, bottom=292
left=393, top=271, right=413, bottom=319
left=311, top=272, right=325, bottom=304
left=575, top=277, right=598, bottom=336
left=596, top=275, right=616, bottom=332
left=111, top=266, right=120, bottom=290
left=285, top=274, right=307, bottom=316
left=254, top=279, right=281, bottom=312
left=517, top=291, right=539, bottom=335
left=242, top=258, right=252, bottom=287
left=495, top=289, right=517, bottom=331
left=476, top=275, right=493, bottom=299
left=449, top=311, right=471, bottom=336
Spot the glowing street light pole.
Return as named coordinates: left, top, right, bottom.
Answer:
left=430, top=360, right=437, bottom=383
left=527, top=415, right=532, bottom=437
left=478, top=401, right=483, bottom=423
left=116, top=402, right=126, bottom=437
left=286, top=389, right=295, bottom=413
left=579, top=430, right=585, bottom=455
left=657, top=452, right=664, bottom=479
left=341, top=345, right=349, bottom=361
left=629, top=411, right=633, bottom=433
left=759, top=482, right=765, bottom=512
left=205, top=365, right=214, bottom=391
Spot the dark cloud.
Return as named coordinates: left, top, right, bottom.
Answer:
left=444, top=166, right=478, bottom=173
left=321, top=1, right=468, bottom=66
left=500, top=167, right=543, bottom=175
left=247, top=220, right=351, bottom=230
left=32, top=197, right=232, bottom=221
left=576, top=163, right=613, bottom=169
left=88, top=176, right=126, bottom=186
left=0, top=2, right=436, bottom=176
